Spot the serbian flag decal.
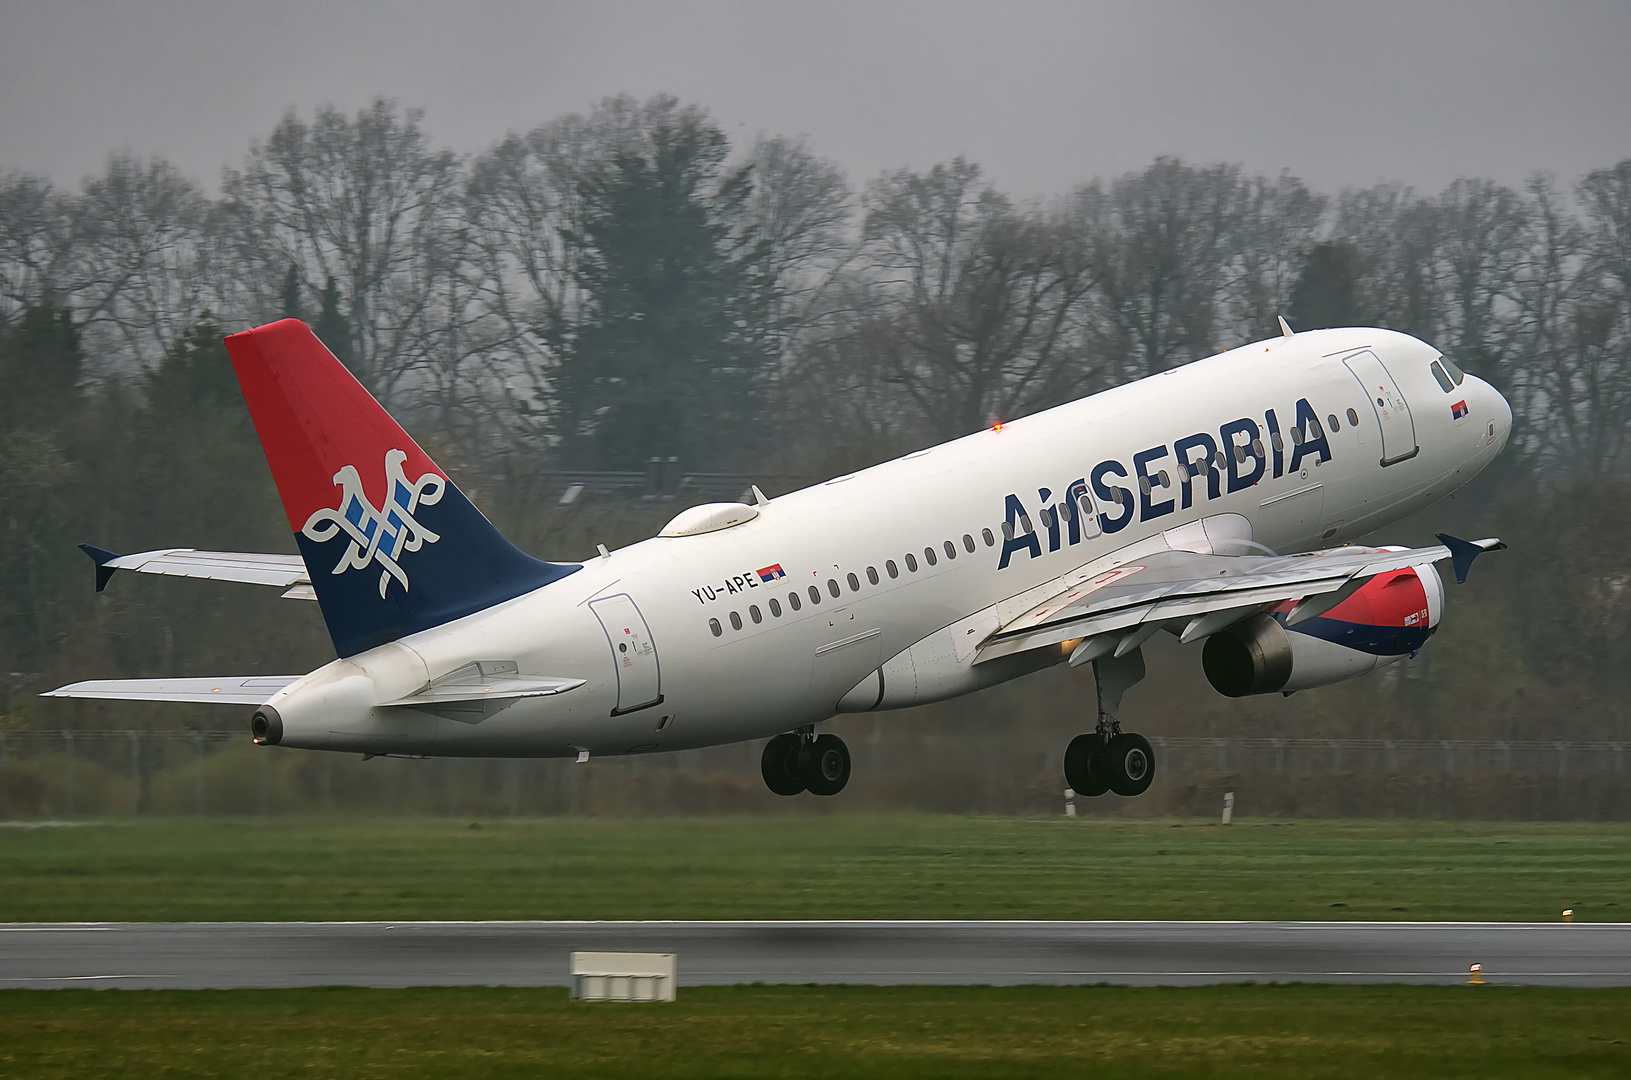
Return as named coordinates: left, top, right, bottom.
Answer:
left=1451, top=400, right=1470, bottom=421
left=758, top=564, right=787, bottom=583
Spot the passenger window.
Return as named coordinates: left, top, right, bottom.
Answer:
left=1020, top=514, right=1034, bottom=534
left=1271, top=431, right=1284, bottom=452
left=809, top=586, right=822, bottom=605
left=1291, top=427, right=1304, bottom=444
left=1040, top=507, right=1054, bottom=528
left=789, top=591, right=802, bottom=611
left=847, top=572, right=860, bottom=592
left=963, top=534, right=976, bottom=553
left=1139, top=474, right=1152, bottom=495
left=1327, top=414, right=1340, bottom=433
left=827, top=578, right=841, bottom=598
left=944, top=540, right=956, bottom=560
left=1430, top=360, right=1455, bottom=393
left=1250, top=439, right=1263, bottom=457
left=709, top=618, right=722, bottom=637
left=1234, top=445, right=1246, bottom=464
left=1001, top=521, right=1015, bottom=541
left=1347, top=408, right=1359, bottom=427
left=981, top=528, right=995, bottom=547
left=749, top=604, right=762, bottom=624
left=905, top=553, right=918, bottom=572
left=886, top=559, right=899, bottom=578
left=866, top=566, right=879, bottom=585
left=769, top=598, right=782, bottom=617
left=729, top=611, right=742, bottom=631
left=1439, top=354, right=1467, bottom=386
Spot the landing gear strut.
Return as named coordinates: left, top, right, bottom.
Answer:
left=762, top=727, right=851, bottom=797
left=1063, top=648, right=1156, bottom=798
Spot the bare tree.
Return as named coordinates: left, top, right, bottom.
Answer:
left=220, top=99, right=462, bottom=398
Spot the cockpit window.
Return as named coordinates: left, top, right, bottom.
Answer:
left=1438, top=354, right=1467, bottom=386
left=1430, top=360, right=1455, bottom=393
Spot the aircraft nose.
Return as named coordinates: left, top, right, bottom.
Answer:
left=1479, top=377, right=1512, bottom=451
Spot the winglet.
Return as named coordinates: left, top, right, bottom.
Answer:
left=1277, top=315, right=1295, bottom=338
left=80, top=544, right=122, bottom=593
left=1435, top=533, right=1506, bottom=584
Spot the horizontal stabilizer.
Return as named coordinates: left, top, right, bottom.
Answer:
left=381, top=661, right=584, bottom=722
left=80, top=546, right=310, bottom=594
left=42, top=676, right=302, bottom=705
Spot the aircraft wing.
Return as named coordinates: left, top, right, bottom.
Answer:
left=41, top=676, right=303, bottom=704
left=975, top=533, right=1503, bottom=665
left=80, top=545, right=314, bottom=599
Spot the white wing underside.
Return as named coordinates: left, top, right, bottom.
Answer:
left=97, top=548, right=315, bottom=598
left=975, top=538, right=1501, bottom=664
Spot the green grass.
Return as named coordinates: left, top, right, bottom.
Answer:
left=1, top=984, right=1627, bottom=1078
left=1, top=816, right=1627, bottom=922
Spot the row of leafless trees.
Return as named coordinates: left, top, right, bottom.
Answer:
left=2, top=95, right=1628, bottom=477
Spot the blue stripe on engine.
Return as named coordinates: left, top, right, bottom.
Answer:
left=1284, top=614, right=1431, bottom=657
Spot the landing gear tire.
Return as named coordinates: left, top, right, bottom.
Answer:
left=1063, top=733, right=1110, bottom=796
left=799, top=733, right=851, bottom=796
left=761, top=733, right=806, bottom=796
left=1103, top=732, right=1155, bottom=797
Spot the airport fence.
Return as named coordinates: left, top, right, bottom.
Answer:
left=0, top=729, right=1626, bottom=820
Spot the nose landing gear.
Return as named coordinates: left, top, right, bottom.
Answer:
left=761, top=727, right=851, bottom=796
left=1063, top=649, right=1157, bottom=799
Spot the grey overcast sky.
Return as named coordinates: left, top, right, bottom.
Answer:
left=2, top=1, right=1628, bottom=198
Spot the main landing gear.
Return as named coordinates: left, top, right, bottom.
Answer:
left=762, top=727, right=851, bottom=797
left=1064, top=649, right=1156, bottom=798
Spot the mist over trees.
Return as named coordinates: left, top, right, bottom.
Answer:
left=1, top=95, right=1628, bottom=807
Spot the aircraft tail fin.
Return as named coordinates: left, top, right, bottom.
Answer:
left=224, top=319, right=577, bottom=657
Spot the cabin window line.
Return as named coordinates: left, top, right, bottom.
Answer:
left=789, top=591, right=802, bottom=611
left=1001, top=521, right=1015, bottom=541
left=1347, top=407, right=1360, bottom=427
left=847, top=572, right=861, bottom=591
left=769, top=598, right=782, bottom=617
left=905, top=553, right=919, bottom=572
left=963, top=534, right=976, bottom=553
left=1020, top=514, right=1034, bottom=534
left=749, top=604, right=762, bottom=624
left=1250, top=439, right=1263, bottom=458
left=866, top=566, right=879, bottom=585
left=828, top=578, right=841, bottom=598
left=809, top=585, right=822, bottom=604
left=1327, top=414, right=1341, bottom=433
left=708, top=618, right=722, bottom=637
left=886, top=559, right=899, bottom=578
left=981, top=528, right=995, bottom=547
left=1039, top=507, right=1054, bottom=528
left=1271, top=431, right=1284, bottom=452
left=924, top=546, right=938, bottom=567
left=943, top=540, right=956, bottom=560
left=729, top=611, right=743, bottom=631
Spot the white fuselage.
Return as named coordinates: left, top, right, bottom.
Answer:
left=264, top=328, right=1511, bottom=757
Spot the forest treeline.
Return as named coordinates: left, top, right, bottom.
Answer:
left=1, top=95, right=1628, bottom=758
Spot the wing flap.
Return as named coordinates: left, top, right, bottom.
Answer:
left=42, top=676, right=302, bottom=705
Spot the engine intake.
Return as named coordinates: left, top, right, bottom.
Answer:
left=1202, top=614, right=1293, bottom=697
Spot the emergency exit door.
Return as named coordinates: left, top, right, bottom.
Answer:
left=1343, top=350, right=1419, bottom=466
left=590, top=594, right=663, bottom=714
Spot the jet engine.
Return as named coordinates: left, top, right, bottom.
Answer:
left=1202, top=562, right=1444, bottom=697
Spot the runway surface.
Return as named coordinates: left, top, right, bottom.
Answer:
left=5, top=921, right=1629, bottom=989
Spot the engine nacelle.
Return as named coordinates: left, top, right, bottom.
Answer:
left=1202, top=562, right=1444, bottom=697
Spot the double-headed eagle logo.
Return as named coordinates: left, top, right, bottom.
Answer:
left=302, top=449, right=445, bottom=598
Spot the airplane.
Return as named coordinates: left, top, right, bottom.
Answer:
left=47, top=316, right=1511, bottom=799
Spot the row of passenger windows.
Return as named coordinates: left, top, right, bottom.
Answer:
left=707, top=530, right=999, bottom=637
